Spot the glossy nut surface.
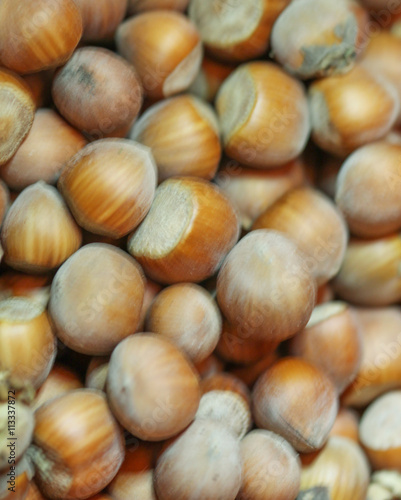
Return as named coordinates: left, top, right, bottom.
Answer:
left=58, top=139, right=157, bottom=238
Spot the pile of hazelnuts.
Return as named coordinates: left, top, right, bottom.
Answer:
left=0, top=0, right=401, bottom=499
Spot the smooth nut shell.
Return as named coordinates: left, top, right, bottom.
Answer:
left=253, top=186, right=348, bottom=285
left=333, top=233, right=401, bottom=306
left=0, top=297, right=56, bottom=392
left=238, top=429, right=301, bottom=500
left=360, top=31, right=401, bottom=123
left=1, top=109, right=86, bottom=190
left=49, top=243, right=145, bottom=355
left=216, top=230, right=317, bottom=343
left=130, top=94, right=221, bottom=182
left=58, top=139, right=157, bottom=238
left=309, top=65, right=399, bottom=157
left=0, top=68, right=35, bottom=165
left=128, top=177, right=240, bottom=284
left=116, top=11, right=202, bottom=100
left=252, top=357, right=338, bottom=453
left=146, top=283, right=222, bottom=363
left=107, top=334, right=200, bottom=441
left=76, top=0, right=128, bottom=41
left=216, top=61, right=310, bottom=168
left=0, top=0, right=82, bottom=74
left=289, top=301, right=362, bottom=393
left=32, top=389, right=124, bottom=499
left=52, top=47, right=143, bottom=139
left=335, top=141, right=401, bottom=237
left=1, top=182, right=82, bottom=273
left=154, top=419, right=242, bottom=500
